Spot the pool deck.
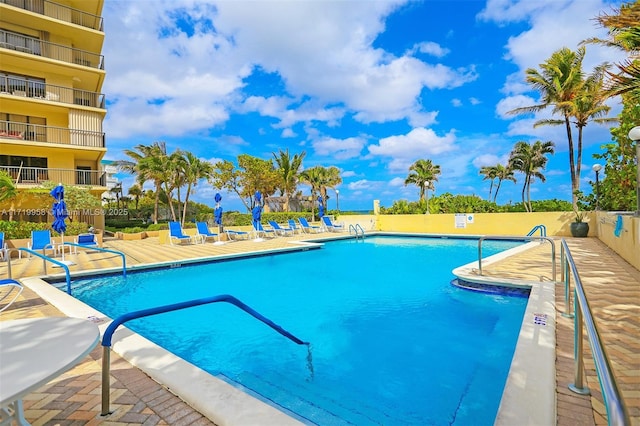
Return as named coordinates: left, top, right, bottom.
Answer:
left=1, top=233, right=638, bottom=425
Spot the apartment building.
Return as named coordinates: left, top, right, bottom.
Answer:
left=0, top=0, right=107, bottom=228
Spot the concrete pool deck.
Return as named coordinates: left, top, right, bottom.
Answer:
left=0, top=233, right=638, bottom=425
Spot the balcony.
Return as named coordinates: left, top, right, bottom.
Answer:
left=0, top=165, right=106, bottom=187
left=1, top=75, right=105, bottom=108
left=0, top=30, right=104, bottom=70
left=1, top=120, right=105, bottom=148
left=1, top=0, right=104, bottom=31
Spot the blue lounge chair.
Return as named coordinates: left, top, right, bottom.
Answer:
left=73, top=233, right=99, bottom=253
left=28, top=230, right=55, bottom=257
left=226, top=229, right=250, bottom=241
left=298, top=217, right=322, bottom=233
left=196, top=222, right=220, bottom=243
left=253, top=222, right=276, bottom=239
left=0, top=279, right=23, bottom=312
left=321, top=216, right=345, bottom=232
left=168, top=221, right=194, bottom=245
left=268, top=220, right=294, bottom=237
left=288, top=219, right=303, bottom=234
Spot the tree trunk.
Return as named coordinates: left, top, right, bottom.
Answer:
left=564, top=114, right=578, bottom=209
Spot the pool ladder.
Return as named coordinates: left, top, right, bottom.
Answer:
left=349, top=223, right=365, bottom=239
left=527, top=224, right=547, bottom=237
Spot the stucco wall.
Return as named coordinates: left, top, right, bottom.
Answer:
left=374, top=211, right=595, bottom=237
left=594, top=212, right=640, bottom=270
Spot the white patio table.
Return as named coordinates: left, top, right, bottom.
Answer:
left=0, top=317, right=100, bottom=425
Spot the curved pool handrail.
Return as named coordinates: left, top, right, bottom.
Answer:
left=526, top=224, right=547, bottom=237
left=62, top=242, right=127, bottom=277
left=561, top=239, right=630, bottom=425
left=100, top=294, right=309, bottom=416
left=477, top=235, right=556, bottom=283
left=6, top=248, right=72, bottom=294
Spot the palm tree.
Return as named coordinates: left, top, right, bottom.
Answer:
left=179, top=152, right=213, bottom=226
left=404, top=159, right=441, bottom=200
left=114, top=142, right=168, bottom=224
left=128, top=184, right=143, bottom=211
left=300, top=166, right=324, bottom=217
left=508, top=140, right=555, bottom=212
left=583, top=2, right=640, bottom=103
left=319, top=166, right=342, bottom=207
left=492, top=164, right=516, bottom=203
left=479, top=165, right=498, bottom=200
left=508, top=47, right=585, bottom=209
left=273, top=148, right=306, bottom=212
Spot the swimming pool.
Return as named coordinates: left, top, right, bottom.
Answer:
left=59, top=236, right=527, bottom=424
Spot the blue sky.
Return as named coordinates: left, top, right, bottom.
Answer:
left=102, top=0, right=625, bottom=212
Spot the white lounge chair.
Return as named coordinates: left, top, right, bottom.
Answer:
left=0, top=279, right=23, bottom=312
left=268, top=220, right=294, bottom=237
left=196, top=222, right=219, bottom=243
left=298, top=217, right=322, bottom=233
left=321, top=216, right=345, bottom=232
left=169, top=221, right=195, bottom=245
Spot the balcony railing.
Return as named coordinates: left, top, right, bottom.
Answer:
left=0, top=165, right=106, bottom=186
left=0, top=30, right=104, bottom=70
left=1, top=0, right=104, bottom=31
left=1, top=75, right=105, bottom=108
left=0, top=120, right=105, bottom=148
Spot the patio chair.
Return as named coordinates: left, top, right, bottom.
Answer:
left=321, top=216, right=345, bottom=232
left=226, top=229, right=251, bottom=241
left=298, top=217, right=322, bottom=233
left=253, top=222, right=276, bottom=239
left=28, top=230, right=55, bottom=257
left=73, top=233, right=99, bottom=254
left=168, top=221, right=195, bottom=245
left=268, top=220, right=294, bottom=237
left=0, top=279, right=23, bottom=312
left=196, top=222, right=220, bottom=243
left=288, top=219, right=303, bottom=234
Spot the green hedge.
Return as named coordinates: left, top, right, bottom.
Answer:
left=0, top=220, right=89, bottom=239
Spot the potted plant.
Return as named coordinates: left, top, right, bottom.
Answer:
left=570, top=210, right=589, bottom=237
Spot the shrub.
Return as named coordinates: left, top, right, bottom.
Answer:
left=0, top=220, right=89, bottom=239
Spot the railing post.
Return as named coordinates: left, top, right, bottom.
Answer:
left=560, top=243, right=565, bottom=282
left=562, top=254, right=573, bottom=318
left=477, top=237, right=484, bottom=276
left=101, top=346, right=112, bottom=416
left=569, top=288, right=590, bottom=395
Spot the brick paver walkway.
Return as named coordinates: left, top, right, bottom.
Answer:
left=1, top=233, right=638, bottom=425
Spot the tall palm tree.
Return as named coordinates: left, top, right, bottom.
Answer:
left=273, top=148, right=306, bottom=212
left=300, top=166, right=324, bottom=217
left=583, top=2, right=640, bottom=103
left=508, top=140, right=555, bottom=212
left=492, top=164, right=516, bottom=203
left=479, top=165, right=498, bottom=200
left=114, top=142, right=168, bottom=224
left=319, top=166, right=342, bottom=207
left=180, top=152, right=213, bottom=226
left=404, top=159, right=441, bottom=200
left=508, top=47, right=585, bottom=208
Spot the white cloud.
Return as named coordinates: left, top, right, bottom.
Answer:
left=389, top=177, right=405, bottom=186
left=342, top=170, right=358, bottom=178
left=408, top=41, right=450, bottom=58
left=312, top=136, right=367, bottom=160
left=496, top=94, right=536, bottom=119
left=368, top=127, right=457, bottom=171
left=472, top=154, right=502, bottom=168
left=451, top=98, right=462, bottom=107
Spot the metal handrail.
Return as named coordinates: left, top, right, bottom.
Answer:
left=561, top=239, right=630, bottom=425
left=62, top=242, right=126, bottom=278
left=477, top=235, right=556, bottom=283
left=6, top=248, right=71, bottom=293
left=349, top=223, right=365, bottom=239
left=527, top=224, right=547, bottom=237
left=100, top=294, right=309, bottom=416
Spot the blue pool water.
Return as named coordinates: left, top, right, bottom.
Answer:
left=63, top=236, right=528, bottom=425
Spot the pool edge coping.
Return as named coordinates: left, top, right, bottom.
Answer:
left=20, top=234, right=553, bottom=425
